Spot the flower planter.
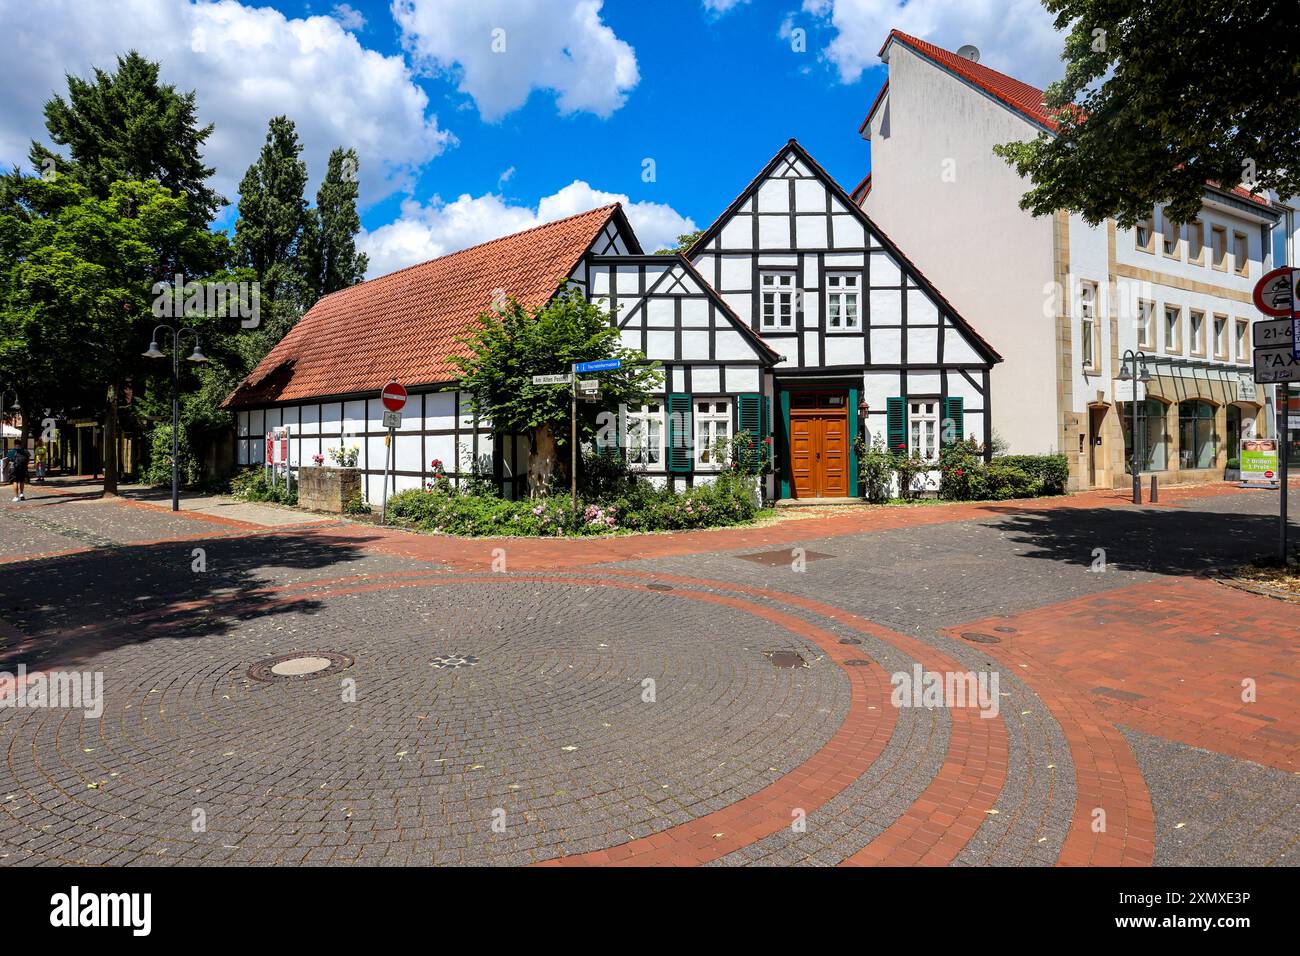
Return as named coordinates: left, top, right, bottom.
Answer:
left=298, top=466, right=361, bottom=513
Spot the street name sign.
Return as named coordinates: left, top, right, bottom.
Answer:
left=532, top=374, right=569, bottom=385
left=574, top=358, right=621, bottom=374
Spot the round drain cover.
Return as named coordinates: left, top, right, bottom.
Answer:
left=993, top=626, right=1017, bottom=634
left=838, top=637, right=863, bottom=645
left=248, top=651, right=353, bottom=683
left=960, top=632, right=1002, bottom=645
left=271, top=656, right=332, bottom=677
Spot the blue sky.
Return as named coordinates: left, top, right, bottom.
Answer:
left=0, top=0, right=1064, bottom=276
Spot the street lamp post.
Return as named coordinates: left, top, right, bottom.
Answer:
left=143, top=326, right=208, bottom=511
left=1116, top=349, right=1152, bottom=505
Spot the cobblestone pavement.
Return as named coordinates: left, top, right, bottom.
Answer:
left=0, top=480, right=1296, bottom=866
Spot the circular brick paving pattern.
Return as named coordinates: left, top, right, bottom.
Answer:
left=0, top=577, right=851, bottom=866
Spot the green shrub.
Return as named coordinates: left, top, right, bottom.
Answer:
left=344, top=491, right=371, bottom=515
left=857, top=436, right=894, bottom=504
left=980, top=463, right=1036, bottom=500
left=991, top=454, right=1069, bottom=496
left=143, top=423, right=201, bottom=487
left=385, top=469, right=759, bottom=537
left=937, top=438, right=984, bottom=501
left=229, top=466, right=298, bottom=505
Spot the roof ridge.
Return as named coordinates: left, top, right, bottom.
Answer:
left=323, top=202, right=622, bottom=303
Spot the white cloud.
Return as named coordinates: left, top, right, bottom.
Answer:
left=392, top=0, right=639, bottom=121
left=0, top=0, right=452, bottom=214
left=330, top=3, right=366, bottom=31
left=360, top=181, right=695, bottom=278
left=802, top=0, right=1065, bottom=89
left=702, top=0, right=750, bottom=15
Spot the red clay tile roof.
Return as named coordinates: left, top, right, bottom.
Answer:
left=224, top=205, right=625, bottom=408
left=877, top=30, right=1275, bottom=210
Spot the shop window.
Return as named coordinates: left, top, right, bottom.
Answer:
left=1121, top=399, right=1168, bottom=473
left=693, top=400, right=731, bottom=470
left=826, top=273, right=860, bottom=329
left=908, top=400, right=939, bottom=462
left=1178, top=400, right=1216, bottom=470
left=623, top=403, right=664, bottom=467
left=760, top=272, right=795, bottom=329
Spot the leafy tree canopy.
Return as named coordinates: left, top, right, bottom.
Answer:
left=233, top=116, right=309, bottom=300
left=993, top=0, right=1300, bottom=227
left=653, top=229, right=703, bottom=255
left=30, top=51, right=224, bottom=227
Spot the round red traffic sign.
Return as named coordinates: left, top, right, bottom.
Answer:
left=1266, top=470, right=1275, bottom=479
left=381, top=381, right=408, bottom=412
left=1253, top=266, right=1295, bottom=317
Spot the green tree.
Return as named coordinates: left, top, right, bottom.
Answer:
left=299, top=147, right=368, bottom=306
left=0, top=176, right=223, bottom=493
left=233, top=116, right=310, bottom=301
left=653, top=229, right=702, bottom=255
left=30, top=51, right=224, bottom=227
left=452, top=288, right=662, bottom=495
left=993, top=0, right=1300, bottom=227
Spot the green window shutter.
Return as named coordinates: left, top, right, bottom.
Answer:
left=943, top=396, right=964, bottom=447
left=764, top=395, right=773, bottom=468
left=886, top=397, right=906, bottom=454
left=737, top=393, right=763, bottom=473
left=666, top=393, right=692, bottom=473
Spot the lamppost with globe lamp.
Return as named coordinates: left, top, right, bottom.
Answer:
left=1116, top=349, right=1152, bottom=505
left=143, top=326, right=208, bottom=511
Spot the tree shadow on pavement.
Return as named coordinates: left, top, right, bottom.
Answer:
left=0, top=529, right=390, bottom=672
left=994, top=505, right=1297, bottom=575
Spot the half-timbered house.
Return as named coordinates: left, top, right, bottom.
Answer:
left=224, top=139, right=1000, bottom=502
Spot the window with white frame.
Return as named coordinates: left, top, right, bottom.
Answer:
left=623, top=403, right=664, bottom=466
left=908, top=400, right=940, bottom=462
left=693, top=400, right=731, bottom=470
left=1213, top=314, right=1229, bottom=360
left=1189, top=309, right=1206, bottom=356
left=1233, top=231, right=1249, bottom=276
left=1164, top=305, right=1182, bottom=354
left=825, top=273, right=860, bottom=329
left=1161, top=214, right=1180, bottom=257
left=760, top=272, right=796, bottom=329
left=1135, top=212, right=1155, bottom=252
left=1235, top=318, right=1250, bottom=363
left=1080, top=281, right=1098, bottom=369
left=1137, top=299, right=1155, bottom=349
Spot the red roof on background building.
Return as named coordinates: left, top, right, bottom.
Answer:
left=224, top=205, right=625, bottom=408
left=874, top=30, right=1274, bottom=210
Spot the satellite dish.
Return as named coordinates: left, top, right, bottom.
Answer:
left=957, top=44, right=980, bottom=63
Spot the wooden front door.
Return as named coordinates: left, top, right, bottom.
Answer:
left=789, top=391, right=849, bottom=498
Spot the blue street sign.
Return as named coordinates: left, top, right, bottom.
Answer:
left=574, top=358, right=622, bottom=374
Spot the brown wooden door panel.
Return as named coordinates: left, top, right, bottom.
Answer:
left=791, top=416, right=819, bottom=498
left=821, top=416, right=848, bottom=496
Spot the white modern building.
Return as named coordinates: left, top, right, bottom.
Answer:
left=225, top=140, right=1000, bottom=502
left=857, top=30, right=1286, bottom=489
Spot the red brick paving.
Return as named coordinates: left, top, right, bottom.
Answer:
left=949, top=578, right=1300, bottom=774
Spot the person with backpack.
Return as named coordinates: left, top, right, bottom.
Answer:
left=7, top=445, right=30, bottom=501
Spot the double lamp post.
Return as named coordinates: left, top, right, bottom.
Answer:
left=143, top=325, right=208, bottom=511
left=1116, top=349, right=1153, bottom=505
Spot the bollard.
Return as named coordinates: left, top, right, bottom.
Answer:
left=1149, top=474, right=1158, bottom=503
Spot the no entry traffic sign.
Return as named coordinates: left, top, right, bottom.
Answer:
left=381, top=381, right=408, bottom=412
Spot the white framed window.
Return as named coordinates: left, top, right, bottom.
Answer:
left=1136, top=299, right=1155, bottom=349
left=1213, top=314, right=1229, bottom=360
left=1235, top=318, right=1250, bottom=363
left=1161, top=214, right=1180, bottom=258
left=908, top=400, right=940, bottom=462
left=825, top=273, right=860, bottom=330
left=1079, top=280, right=1098, bottom=370
left=1135, top=212, right=1154, bottom=253
left=760, top=271, right=796, bottom=329
left=693, top=400, right=731, bottom=470
left=623, top=403, right=664, bottom=467
left=1187, top=220, right=1205, bottom=264
left=1233, top=231, right=1249, bottom=276
left=1189, top=309, right=1206, bottom=356
left=1211, top=225, right=1228, bottom=270
left=1164, top=305, right=1182, bottom=354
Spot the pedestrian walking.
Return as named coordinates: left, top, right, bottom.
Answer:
left=7, top=445, right=30, bottom=501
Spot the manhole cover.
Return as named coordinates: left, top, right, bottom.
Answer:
left=430, top=654, right=479, bottom=670
left=959, top=632, right=1002, bottom=645
left=737, top=549, right=834, bottom=566
left=838, top=637, right=862, bottom=645
left=842, top=659, right=871, bottom=666
left=645, top=583, right=674, bottom=592
left=993, top=626, right=1017, bottom=634
left=248, top=651, right=353, bottom=683
left=765, top=650, right=806, bottom=669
